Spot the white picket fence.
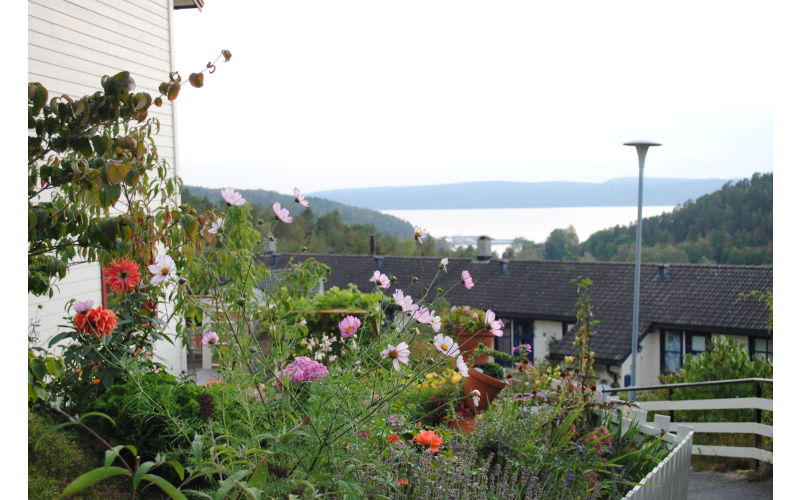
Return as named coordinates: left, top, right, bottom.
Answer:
left=602, top=401, right=694, bottom=499
left=635, top=397, right=773, bottom=463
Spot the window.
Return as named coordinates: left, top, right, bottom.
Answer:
left=750, top=337, right=773, bottom=362
left=662, top=330, right=682, bottom=374
left=661, top=330, right=709, bottom=374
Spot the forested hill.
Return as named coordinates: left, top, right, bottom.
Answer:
left=310, top=177, right=731, bottom=210
left=183, top=186, right=413, bottom=238
left=582, top=172, right=772, bottom=265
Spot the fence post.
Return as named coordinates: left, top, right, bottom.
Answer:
left=668, top=387, right=675, bottom=422
left=754, top=382, right=762, bottom=471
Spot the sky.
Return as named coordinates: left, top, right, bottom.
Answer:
left=172, top=0, right=776, bottom=195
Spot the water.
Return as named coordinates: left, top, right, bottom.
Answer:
left=381, top=206, right=675, bottom=254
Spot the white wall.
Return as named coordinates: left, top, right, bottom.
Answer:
left=533, top=320, right=563, bottom=363
left=619, top=330, right=661, bottom=387
left=27, top=0, right=185, bottom=372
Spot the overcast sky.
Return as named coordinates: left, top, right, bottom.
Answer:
left=172, top=0, right=774, bottom=195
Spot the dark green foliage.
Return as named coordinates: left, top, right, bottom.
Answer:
left=480, top=361, right=505, bottom=380
left=91, top=371, right=212, bottom=456
left=582, top=172, right=772, bottom=264
left=544, top=225, right=580, bottom=260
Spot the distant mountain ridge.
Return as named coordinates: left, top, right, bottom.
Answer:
left=183, top=185, right=413, bottom=237
left=309, top=178, right=734, bottom=210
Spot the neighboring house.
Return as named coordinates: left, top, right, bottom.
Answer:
left=27, top=0, right=203, bottom=372
left=266, top=249, right=772, bottom=387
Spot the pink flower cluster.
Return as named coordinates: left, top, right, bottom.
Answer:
left=393, top=289, right=441, bottom=332
left=274, top=356, right=328, bottom=387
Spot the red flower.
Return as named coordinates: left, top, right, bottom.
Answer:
left=387, top=433, right=400, bottom=444
left=397, top=479, right=408, bottom=487
left=412, top=430, right=443, bottom=452
left=103, top=259, right=141, bottom=293
left=73, top=307, right=118, bottom=338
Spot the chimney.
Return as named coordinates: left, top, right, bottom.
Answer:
left=269, top=253, right=281, bottom=267
left=498, top=259, right=510, bottom=275
left=652, top=263, right=670, bottom=282
left=475, top=235, right=492, bottom=262
left=374, top=255, right=384, bottom=271
left=369, top=235, right=376, bottom=255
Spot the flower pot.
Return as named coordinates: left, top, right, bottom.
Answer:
left=455, top=329, right=495, bottom=366
left=464, top=367, right=506, bottom=412
left=447, top=415, right=477, bottom=434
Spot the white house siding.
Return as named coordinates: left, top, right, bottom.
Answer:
left=619, top=330, right=662, bottom=387
left=533, top=320, right=563, bottom=363
left=27, top=0, right=186, bottom=372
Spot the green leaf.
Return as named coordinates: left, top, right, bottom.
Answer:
left=80, top=411, right=116, bottom=427
left=91, top=135, right=111, bottom=155
left=167, top=82, right=180, bottom=101
left=98, top=184, right=122, bottom=208
left=68, top=136, right=93, bottom=157
left=132, top=92, right=152, bottom=111
left=133, top=461, right=156, bottom=488
left=29, top=82, right=48, bottom=110
left=168, top=460, right=185, bottom=481
left=113, top=71, right=136, bottom=93
left=105, top=161, right=131, bottom=185
left=29, top=357, right=46, bottom=380
left=154, top=97, right=164, bottom=107
left=188, top=73, right=204, bottom=88
left=141, top=474, right=187, bottom=500
left=60, top=466, right=130, bottom=497
left=181, top=490, right=213, bottom=500
left=213, top=470, right=248, bottom=500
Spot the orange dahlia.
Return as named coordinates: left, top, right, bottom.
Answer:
left=412, top=430, right=443, bottom=452
left=103, top=259, right=141, bottom=293
left=73, top=307, right=118, bottom=338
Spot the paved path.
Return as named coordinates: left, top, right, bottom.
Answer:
left=688, top=471, right=772, bottom=500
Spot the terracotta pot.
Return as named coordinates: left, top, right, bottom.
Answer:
left=448, top=415, right=477, bottom=434
left=463, top=367, right=506, bottom=412
left=455, top=329, right=495, bottom=366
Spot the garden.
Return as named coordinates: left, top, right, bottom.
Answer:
left=28, top=54, right=671, bottom=499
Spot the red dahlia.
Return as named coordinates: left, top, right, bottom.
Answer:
left=103, top=259, right=141, bottom=293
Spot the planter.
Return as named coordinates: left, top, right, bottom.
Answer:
left=447, top=415, right=477, bottom=434
left=455, top=329, right=495, bottom=366
left=463, top=367, right=506, bottom=412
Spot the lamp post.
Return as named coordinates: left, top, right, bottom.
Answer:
left=623, top=140, right=661, bottom=401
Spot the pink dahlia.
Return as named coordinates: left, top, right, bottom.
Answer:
left=275, top=356, right=328, bottom=387
left=272, top=202, right=293, bottom=223
left=338, top=315, right=361, bottom=338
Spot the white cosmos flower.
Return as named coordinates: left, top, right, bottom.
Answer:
left=380, top=342, right=411, bottom=371
left=208, top=217, right=223, bottom=234
left=471, top=389, right=481, bottom=407
left=456, top=356, right=469, bottom=377
left=148, top=254, right=176, bottom=285
left=392, top=289, right=415, bottom=312
left=433, top=333, right=460, bottom=357
left=220, top=187, right=246, bottom=206
left=439, top=258, right=448, bottom=271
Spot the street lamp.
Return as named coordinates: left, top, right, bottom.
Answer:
left=623, top=140, right=661, bottom=401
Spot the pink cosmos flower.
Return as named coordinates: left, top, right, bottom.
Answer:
left=456, top=355, right=469, bottom=377
left=338, top=315, right=361, bottom=338
left=472, top=313, right=479, bottom=319
left=293, top=187, right=310, bottom=207
left=369, top=270, right=390, bottom=289
left=272, top=202, right=293, bottom=223
left=512, top=344, right=532, bottom=354
left=485, top=309, right=505, bottom=337
left=470, top=389, right=481, bottom=407
left=381, top=342, right=411, bottom=371
left=201, top=330, right=220, bottom=346
left=411, top=306, right=433, bottom=324
left=208, top=217, right=223, bottom=234
left=148, top=254, right=176, bottom=285
left=430, top=314, right=442, bottom=333
left=221, top=187, right=246, bottom=206
left=74, top=300, right=94, bottom=313
left=461, top=270, right=475, bottom=290
left=439, top=258, right=448, bottom=271
left=433, top=333, right=460, bottom=357
left=413, top=226, right=426, bottom=243
left=392, top=289, right=416, bottom=312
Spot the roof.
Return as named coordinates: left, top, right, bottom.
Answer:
left=266, top=253, right=772, bottom=364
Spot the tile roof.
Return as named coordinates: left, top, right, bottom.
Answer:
left=266, top=253, right=772, bottom=364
